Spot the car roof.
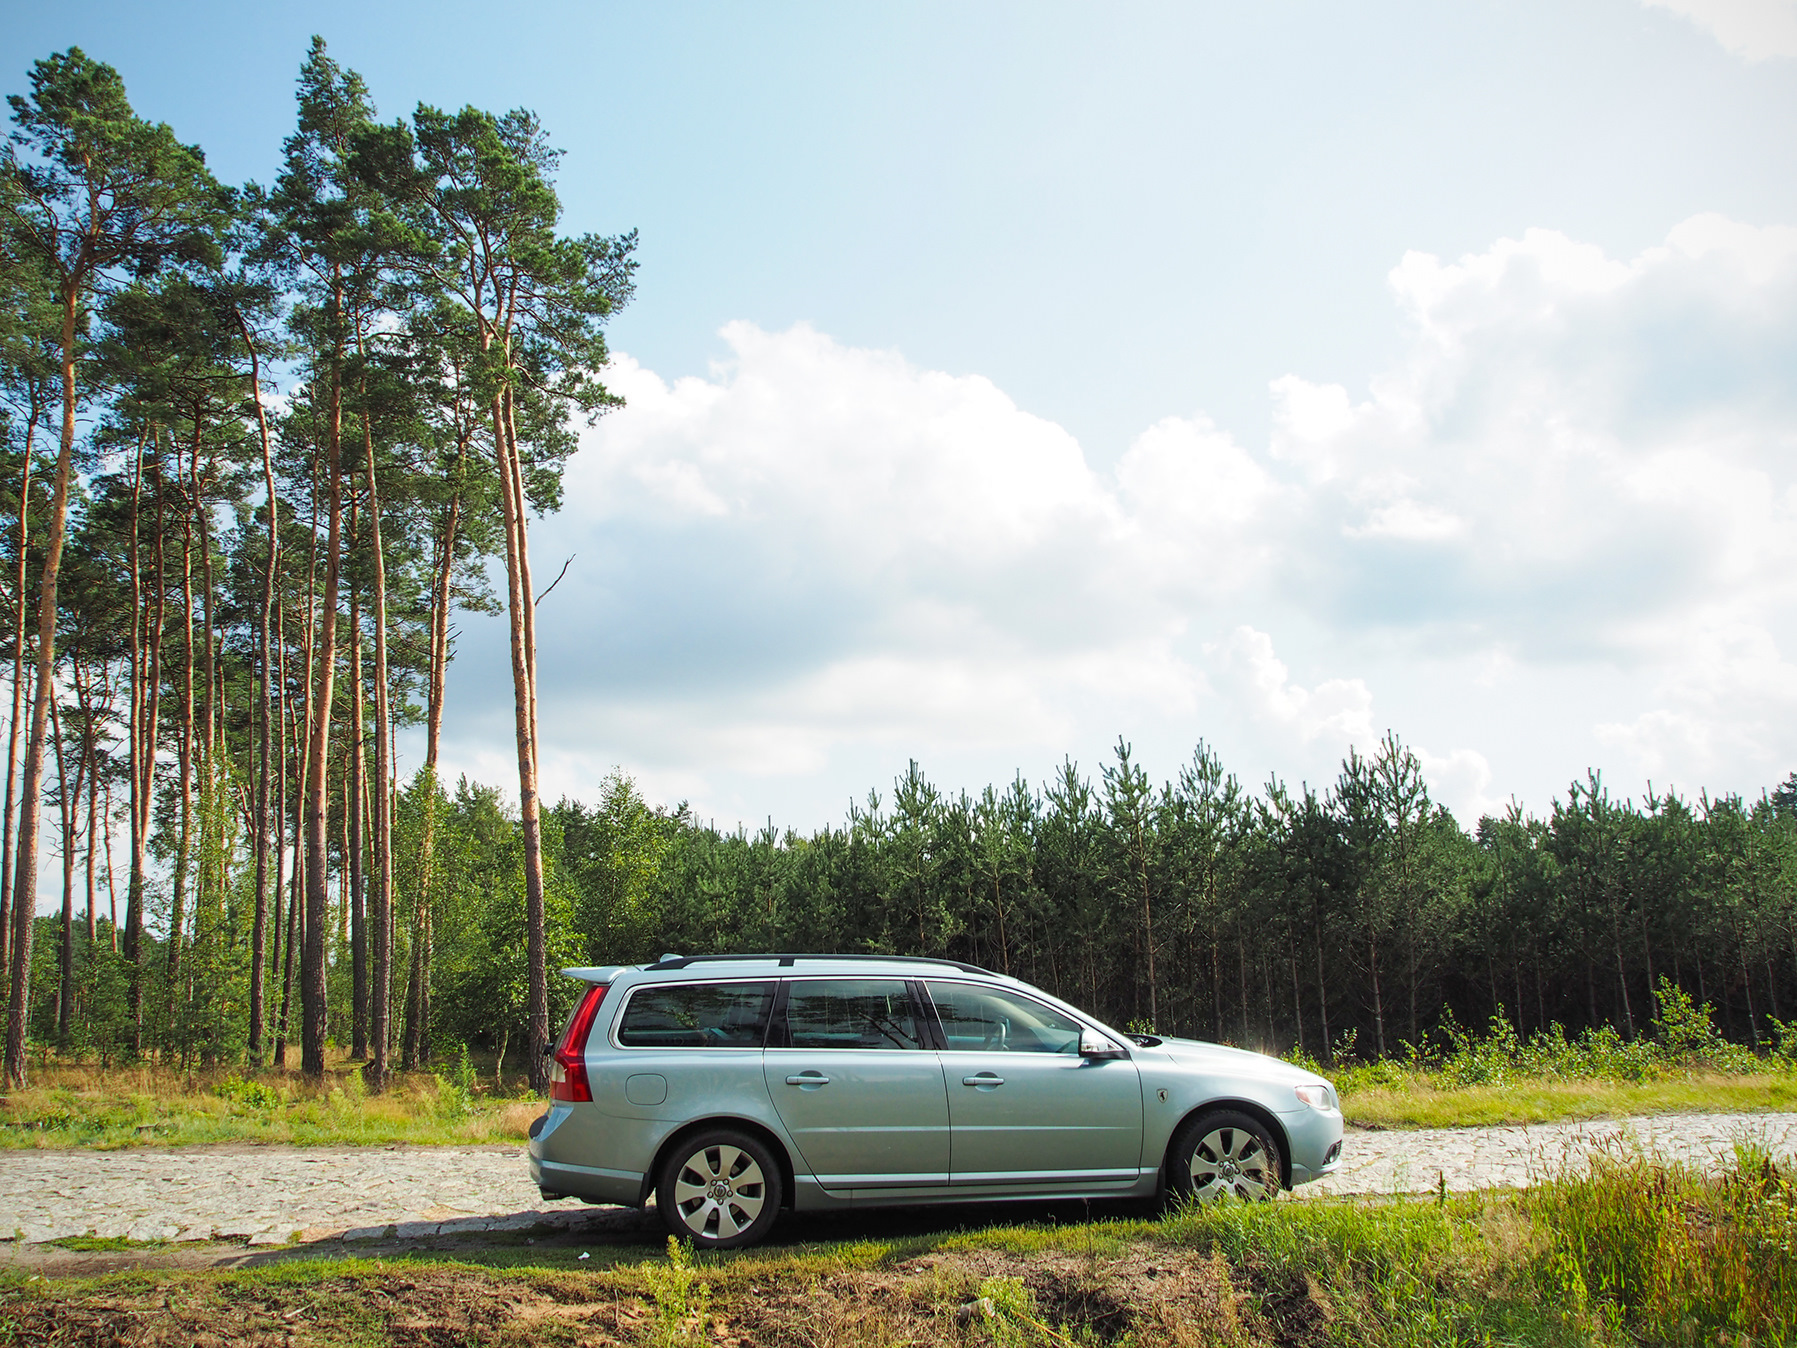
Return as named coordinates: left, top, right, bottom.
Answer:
left=561, top=953, right=1010, bottom=985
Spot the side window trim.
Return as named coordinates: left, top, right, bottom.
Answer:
left=911, top=978, right=948, bottom=1051
left=767, top=978, right=792, bottom=1049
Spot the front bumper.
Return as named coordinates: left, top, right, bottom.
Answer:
left=1280, top=1104, right=1345, bottom=1186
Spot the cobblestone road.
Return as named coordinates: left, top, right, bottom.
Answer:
left=5, top=1111, right=1794, bottom=1246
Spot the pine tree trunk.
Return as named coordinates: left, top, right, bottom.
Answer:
left=268, top=593, right=290, bottom=1062
left=347, top=525, right=367, bottom=1061
left=301, top=313, right=346, bottom=1079
left=124, top=431, right=147, bottom=1048
left=242, top=309, right=278, bottom=1064
left=79, top=661, right=98, bottom=946
left=363, top=410, right=393, bottom=1091
left=167, top=475, right=195, bottom=1030
left=1315, top=925, right=1331, bottom=1059
left=495, top=386, right=550, bottom=1093
left=52, top=689, right=74, bottom=1043
left=0, top=399, right=36, bottom=983
left=190, top=423, right=221, bottom=1036
left=402, top=486, right=458, bottom=1071
left=103, top=776, right=117, bottom=952
left=5, top=287, right=83, bottom=1089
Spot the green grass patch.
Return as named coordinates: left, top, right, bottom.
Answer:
left=1342, top=1071, right=1797, bottom=1129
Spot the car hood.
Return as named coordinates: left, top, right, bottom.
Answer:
left=1142, top=1036, right=1328, bottom=1089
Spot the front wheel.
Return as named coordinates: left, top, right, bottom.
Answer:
left=656, top=1129, right=783, bottom=1249
left=1168, top=1110, right=1283, bottom=1204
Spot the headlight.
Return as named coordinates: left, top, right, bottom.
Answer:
left=1294, top=1084, right=1332, bottom=1109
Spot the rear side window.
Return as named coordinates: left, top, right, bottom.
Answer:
left=617, top=981, right=775, bottom=1048
left=784, top=979, right=925, bottom=1050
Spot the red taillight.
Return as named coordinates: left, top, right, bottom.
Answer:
left=550, top=984, right=607, bottom=1103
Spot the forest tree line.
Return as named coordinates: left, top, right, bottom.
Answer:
left=16, top=726, right=1797, bottom=1079
left=4, top=45, right=1796, bottom=1089
left=0, top=40, right=634, bottom=1089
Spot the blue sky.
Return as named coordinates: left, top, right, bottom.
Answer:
left=7, top=0, right=1797, bottom=831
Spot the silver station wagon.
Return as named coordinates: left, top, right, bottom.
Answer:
left=529, top=954, right=1343, bottom=1248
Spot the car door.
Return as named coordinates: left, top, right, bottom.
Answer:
left=607, top=978, right=778, bottom=1125
left=925, top=979, right=1143, bottom=1189
left=763, top=978, right=951, bottom=1194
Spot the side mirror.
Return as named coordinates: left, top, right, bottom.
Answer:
left=1079, top=1029, right=1128, bottom=1060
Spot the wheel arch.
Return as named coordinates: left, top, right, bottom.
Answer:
left=1165, top=1098, right=1293, bottom=1191
left=639, top=1116, right=798, bottom=1211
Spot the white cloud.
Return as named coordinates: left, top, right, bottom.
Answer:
left=517, top=322, right=1218, bottom=807
left=1267, top=216, right=1797, bottom=659
left=1414, top=746, right=1501, bottom=824
left=444, top=212, right=1797, bottom=827
left=1642, top=0, right=1797, bottom=60
left=1209, top=627, right=1374, bottom=747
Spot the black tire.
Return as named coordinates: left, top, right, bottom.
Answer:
left=1167, top=1110, right=1283, bottom=1204
left=656, top=1128, right=783, bottom=1249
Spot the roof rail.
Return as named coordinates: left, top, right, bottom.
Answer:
left=644, top=952, right=996, bottom=976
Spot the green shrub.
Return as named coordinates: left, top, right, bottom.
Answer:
left=640, top=1236, right=711, bottom=1348
left=433, top=1044, right=478, bottom=1120
left=213, top=1075, right=281, bottom=1112
left=1298, top=985, right=1781, bottom=1097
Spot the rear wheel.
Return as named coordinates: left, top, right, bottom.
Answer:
left=1168, top=1110, right=1283, bottom=1203
left=656, top=1129, right=783, bottom=1249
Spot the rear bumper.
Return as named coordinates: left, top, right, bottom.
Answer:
left=529, top=1102, right=646, bottom=1206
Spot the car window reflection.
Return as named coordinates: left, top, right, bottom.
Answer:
left=927, top=982, right=1082, bottom=1054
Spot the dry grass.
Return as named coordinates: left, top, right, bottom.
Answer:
left=1341, top=1071, right=1797, bottom=1130
left=0, top=1053, right=540, bottom=1150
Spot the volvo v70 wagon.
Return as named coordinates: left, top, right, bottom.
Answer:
left=528, top=954, right=1344, bottom=1248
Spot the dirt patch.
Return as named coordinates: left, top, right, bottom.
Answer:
left=0, top=1245, right=1338, bottom=1346
left=0, top=1267, right=639, bottom=1347
left=716, top=1244, right=1315, bottom=1347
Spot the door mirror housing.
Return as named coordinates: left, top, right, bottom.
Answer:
left=1079, top=1029, right=1128, bottom=1060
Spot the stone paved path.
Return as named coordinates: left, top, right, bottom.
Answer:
left=1306, top=1110, right=1797, bottom=1197
left=4, top=1112, right=1795, bottom=1246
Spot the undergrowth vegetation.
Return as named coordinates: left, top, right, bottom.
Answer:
left=1288, top=978, right=1797, bottom=1128
left=0, top=1051, right=539, bottom=1149
left=4, top=1149, right=1793, bottom=1345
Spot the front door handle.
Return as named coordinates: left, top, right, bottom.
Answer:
left=785, top=1072, right=830, bottom=1086
left=962, top=1073, right=1005, bottom=1088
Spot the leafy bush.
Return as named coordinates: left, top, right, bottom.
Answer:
left=1292, top=981, right=1786, bottom=1097
left=212, top=1075, right=281, bottom=1112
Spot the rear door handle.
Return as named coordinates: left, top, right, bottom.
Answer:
left=785, top=1073, right=830, bottom=1086
left=963, top=1073, right=1005, bottom=1087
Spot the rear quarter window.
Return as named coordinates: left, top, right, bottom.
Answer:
left=616, top=981, right=775, bottom=1048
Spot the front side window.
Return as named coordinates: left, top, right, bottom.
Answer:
left=784, top=979, right=925, bottom=1051
left=926, top=981, right=1083, bottom=1054
left=616, top=981, right=774, bottom=1048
